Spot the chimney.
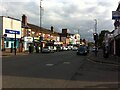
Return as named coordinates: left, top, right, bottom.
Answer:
left=22, top=14, right=27, bottom=26
left=62, top=29, right=67, bottom=34
left=51, top=26, right=54, bottom=32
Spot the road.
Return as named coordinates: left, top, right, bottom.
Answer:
left=2, top=51, right=119, bottom=88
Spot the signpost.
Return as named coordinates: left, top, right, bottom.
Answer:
left=14, top=33, right=16, bottom=55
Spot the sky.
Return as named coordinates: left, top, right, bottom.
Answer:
left=0, top=0, right=120, bottom=41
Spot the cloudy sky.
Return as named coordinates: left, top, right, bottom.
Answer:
left=0, top=0, right=120, bottom=41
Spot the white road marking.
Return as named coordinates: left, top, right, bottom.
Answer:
left=45, top=64, right=54, bottom=66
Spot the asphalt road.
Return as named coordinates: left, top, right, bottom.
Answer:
left=2, top=51, right=119, bottom=88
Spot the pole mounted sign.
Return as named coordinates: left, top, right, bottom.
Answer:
left=112, top=11, right=120, bottom=19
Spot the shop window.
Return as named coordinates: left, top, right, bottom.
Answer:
left=6, top=42, right=9, bottom=47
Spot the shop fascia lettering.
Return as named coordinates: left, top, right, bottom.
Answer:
left=24, top=36, right=33, bottom=42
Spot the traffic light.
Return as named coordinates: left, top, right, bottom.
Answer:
left=93, top=33, right=98, bottom=41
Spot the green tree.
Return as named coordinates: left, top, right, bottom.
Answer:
left=98, top=30, right=109, bottom=47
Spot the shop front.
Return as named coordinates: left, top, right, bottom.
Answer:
left=24, top=36, right=33, bottom=51
left=2, top=29, right=21, bottom=52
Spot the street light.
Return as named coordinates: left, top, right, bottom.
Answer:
left=40, top=0, right=43, bottom=52
left=94, top=19, right=97, bottom=33
left=94, top=19, right=98, bottom=56
left=40, top=0, right=43, bottom=30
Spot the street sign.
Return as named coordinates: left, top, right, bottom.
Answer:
left=5, top=29, right=20, bottom=34
left=112, top=11, right=120, bottom=19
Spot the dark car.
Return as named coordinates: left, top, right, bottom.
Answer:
left=76, top=46, right=88, bottom=55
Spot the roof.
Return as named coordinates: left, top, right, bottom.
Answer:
left=0, top=16, right=21, bottom=21
left=27, top=23, right=59, bottom=36
left=117, top=3, right=120, bottom=11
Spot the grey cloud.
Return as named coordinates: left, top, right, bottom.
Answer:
left=97, top=1, right=112, bottom=7
left=0, top=1, right=115, bottom=41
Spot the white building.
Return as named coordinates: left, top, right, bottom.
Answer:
left=0, top=16, right=21, bottom=51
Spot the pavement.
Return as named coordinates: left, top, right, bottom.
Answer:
left=0, top=51, right=29, bottom=57
left=87, top=49, right=120, bottom=66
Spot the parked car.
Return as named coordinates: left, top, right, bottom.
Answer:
left=76, top=46, right=88, bottom=55
left=62, top=46, right=68, bottom=51
left=42, top=46, right=54, bottom=53
left=56, top=46, right=63, bottom=51
left=53, top=46, right=57, bottom=52
left=72, top=46, right=78, bottom=51
left=67, top=45, right=73, bottom=50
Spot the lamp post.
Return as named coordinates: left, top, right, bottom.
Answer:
left=40, top=0, right=43, bottom=30
left=94, top=19, right=97, bottom=34
left=40, top=0, right=43, bottom=52
left=94, top=19, right=98, bottom=56
left=14, top=32, right=16, bottom=55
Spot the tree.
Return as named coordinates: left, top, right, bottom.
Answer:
left=98, top=30, right=109, bottom=47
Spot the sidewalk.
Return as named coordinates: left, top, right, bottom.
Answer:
left=87, top=50, right=120, bottom=66
left=0, top=51, right=29, bottom=57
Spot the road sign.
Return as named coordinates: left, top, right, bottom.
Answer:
left=5, top=29, right=20, bottom=34
left=112, top=11, right=120, bottom=19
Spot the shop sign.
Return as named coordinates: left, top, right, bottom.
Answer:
left=24, top=37, right=33, bottom=42
left=5, top=29, right=20, bottom=34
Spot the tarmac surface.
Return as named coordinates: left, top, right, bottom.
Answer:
left=1, top=50, right=120, bottom=66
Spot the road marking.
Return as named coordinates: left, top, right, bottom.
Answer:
left=63, top=62, right=71, bottom=64
left=45, top=64, right=54, bottom=66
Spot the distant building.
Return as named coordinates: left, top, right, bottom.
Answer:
left=21, top=14, right=60, bottom=51
left=59, top=29, right=75, bottom=45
